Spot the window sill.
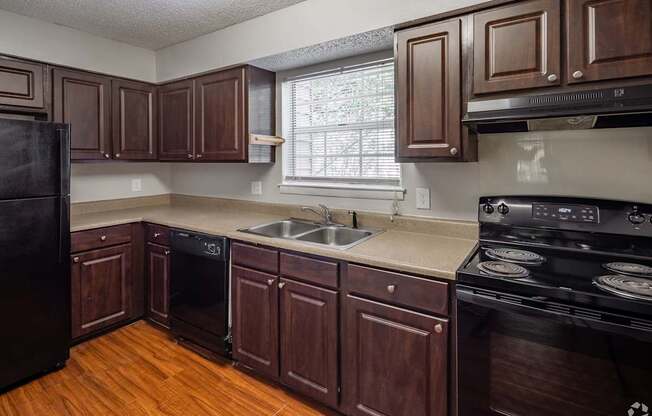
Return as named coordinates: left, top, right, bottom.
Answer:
left=279, top=181, right=405, bottom=200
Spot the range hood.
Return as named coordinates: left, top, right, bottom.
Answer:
left=463, top=84, right=652, bottom=134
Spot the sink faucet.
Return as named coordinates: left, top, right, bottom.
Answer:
left=301, top=204, right=336, bottom=225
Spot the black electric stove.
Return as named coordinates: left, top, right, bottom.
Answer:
left=457, top=196, right=652, bottom=416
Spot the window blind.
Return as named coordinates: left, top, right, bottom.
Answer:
left=284, top=59, right=400, bottom=186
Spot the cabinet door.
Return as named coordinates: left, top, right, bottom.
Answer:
left=194, top=67, right=247, bottom=162
left=396, top=19, right=461, bottom=159
left=473, top=0, right=560, bottom=94
left=70, top=244, right=132, bottom=339
left=566, top=0, right=652, bottom=83
left=53, top=68, right=111, bottom=160
left=147, top=243, right=170, bottom=327
left=159, top=80, right=194, bottom=161
left=0, top=57, right=45, bottom=109
left=112, top=79, right=157, bottom=160
left=232, top=265, right=279, bottom=379
left=342, top=295, right=448, bottom=416
left=280, top=279, right=338, bottom=408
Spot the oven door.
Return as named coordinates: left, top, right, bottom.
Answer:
left=457, top=286, right=652, bottom=416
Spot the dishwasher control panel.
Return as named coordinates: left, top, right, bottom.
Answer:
left=170, top=230, right=228, bottom=260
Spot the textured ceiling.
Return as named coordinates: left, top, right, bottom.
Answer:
left=0, top=0, right=307, bottom=50
left=251, top=27, right=394, bottom=72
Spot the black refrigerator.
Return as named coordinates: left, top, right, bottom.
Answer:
left=0, top=118, right=70, bottom=390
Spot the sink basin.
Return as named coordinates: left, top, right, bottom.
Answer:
left=295, top=226, right=375, bottom=248
left=239, top=219, right=381, bottom=250
left=243, top=220, right=321, bottom=239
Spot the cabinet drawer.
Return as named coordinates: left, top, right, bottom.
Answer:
left=232, top=242, right=278, bottom=274
left=280, top=252, right=338, bottom=289
left=71, top=224, right=132, bottom=253
left=346, top=264, right=448, bottom=316
left=146, top=223, right=170, bottom=246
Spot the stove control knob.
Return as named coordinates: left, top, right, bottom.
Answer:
left=482, top=203, right=495, bottom=214
left=497, top=203, right=509, bottom=215
left=628, top=211, right=646, bottom=225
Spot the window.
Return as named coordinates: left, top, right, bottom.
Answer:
left=283, top=59, right=400, bottom=190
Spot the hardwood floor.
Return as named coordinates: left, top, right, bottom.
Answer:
left=0, top=321, right=338, bottom=416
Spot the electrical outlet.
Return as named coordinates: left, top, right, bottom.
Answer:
left=416, top=187, right=431, bottom=210
left=131, top=178, right=142, bottom=192
left=251, top=181, right=263, bottom=195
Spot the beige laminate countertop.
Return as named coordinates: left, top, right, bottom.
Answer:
left=71, top=201, right=478, bottom=281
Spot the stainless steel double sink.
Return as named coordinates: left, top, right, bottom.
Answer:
left=238, top=219, right=381, bottom=250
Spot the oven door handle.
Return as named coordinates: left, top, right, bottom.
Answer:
left=457, top=287, right=652, bottom=342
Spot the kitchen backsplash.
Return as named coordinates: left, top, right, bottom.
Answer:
left=71, top=127, right=652, bottom=222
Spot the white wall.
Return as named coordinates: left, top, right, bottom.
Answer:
left=170, top=127, right=652, bottom=222
left=156, top=0, right=490, bottom=81
left=71, top=164, right=172, bottom=203
left=0, top=9, right=156, bottom=81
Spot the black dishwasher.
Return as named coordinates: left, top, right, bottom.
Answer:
left=169, top=230, right=231, bottom=357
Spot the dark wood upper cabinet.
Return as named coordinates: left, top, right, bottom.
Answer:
left=566, top=0, right=652, bottom=83
left=232, top=265, right=279, bottom=380
left=194, top=67, right=247, bottom=161
left=0, top=57, right=45, bottom=110
left=342, top=295, right=448, bottom=416
left=112, top=79, right=157, bottom=160
left=396, top=19, right=463, bottom=160
left=146, top=242, right=170, bottom=327
left=158, top=79, right=194, bottom=161
left=279, top=278, right=339, bottom=408
left=70, top=244, right=132, bottom=339
left=472, top=0, right=561, bottom=94
left=53, top=68, right=111, bottom=160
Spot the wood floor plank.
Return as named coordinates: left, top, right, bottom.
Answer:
left=0, top=321, right=335, bottom=416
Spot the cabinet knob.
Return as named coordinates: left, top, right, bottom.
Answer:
left=434, top=323, right=443, bottom=334
left=196, top=154, right=203, bottom=159
left=187, top=154, right=194, bottom=159
left=104, top=153, right=110, bottom=159
left=100, top=235, right=107, bottom=241
left=153, top=232, right=161, bottom=238
left=386, top=284, right=396, bottom=294
left=278, top=282, right=286, bottom=289
left=547, top=73, right=558, bottom=82
left=267, top=279, right=274, bottom=286
left=572, top=70, right=584, bottom=80
left=72, top=256, right=80, bottom=263
left=164, top=250, right=170, bottom=256
left=115, top=153, right=121, bottom=158
left=450, top=147, right=458, bottom=156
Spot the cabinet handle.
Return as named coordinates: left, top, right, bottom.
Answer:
left=386, top=284, right=396, bottom=294
left=104, top=153, right=110, bottom=159
left=278, top=282, right=286, bottom=289
left=450, top=147, right=458, bottom=156
left=547, top=73, right=558, bottom=82
left=153, top=232, right=162, bottom=238
left=115, top=153, right=121, bottom=158
left=187, top=154, right=194, bottom=159
left=72, top=256, right=80, bottom=263
left=164, top=250, right=170, bottom=255
left=196, top=154, right=203, bottom=159
left=267, top=279, right=274, bottom=286
left=572, top=70, right=584, bottom=80
left=434, top=323, right=443, bottom=334
left=100, top=235, right=107, bottom=241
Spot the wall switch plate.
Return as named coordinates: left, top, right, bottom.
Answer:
left=131, top=178, right=142, bottom=192
left=416, top=187, right=431, bottom=210
left=251, top=181, right=263, bottom=195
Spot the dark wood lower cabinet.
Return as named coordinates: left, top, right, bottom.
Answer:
left=342, top=295, right=448, bottom=416
left=146, top=242, right=170, bottom=327
left=280, top=278, right=339, bottom=408
left=232, top=265, right=279, bottom=379
left=70, top=244, right=133, bottom=339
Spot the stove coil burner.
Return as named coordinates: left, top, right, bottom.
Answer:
left=477, top=261, right=530, bottom=279
left=593, top=275, right=652, bottom=301
left=603, top=262, right=652, bottom=278
left=485, top=248, right=546, bottom=266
